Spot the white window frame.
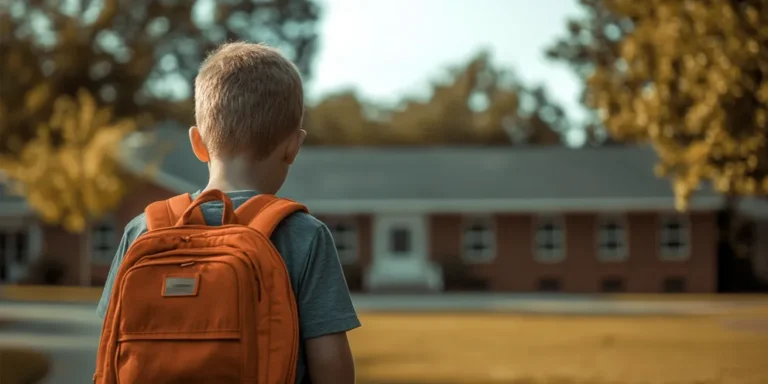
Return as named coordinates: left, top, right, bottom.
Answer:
left=597, top=214, right=629, bottom=262
left=326, top=216, right=359, bottom=265
left=0, top=222, right=42, bottom=282
left=91, top=217, right=118, bottom=265
left=461, top=216, right=496, bottom=264
left=0, top=230, right=30, bottom=264
left=659, top=214, right=690, bottom=261
left=533, top=215, right=566, bottom=263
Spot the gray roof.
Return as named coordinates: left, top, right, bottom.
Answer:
left=120, top=123, right=719, bottom=203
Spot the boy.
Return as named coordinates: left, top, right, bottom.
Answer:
left=97, top=42, right=360, bottom=384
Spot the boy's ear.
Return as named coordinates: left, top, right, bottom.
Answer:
left=189, top=126, right=210, bottom=163
left=284, top=129, right=306, bottom=165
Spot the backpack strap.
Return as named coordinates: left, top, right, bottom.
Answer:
left=234, top=194, right=308, bottom=237
left=144, top=193, right=202, bottom=230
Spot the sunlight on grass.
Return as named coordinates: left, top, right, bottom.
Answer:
left=351, top=313, right=768, bottom=384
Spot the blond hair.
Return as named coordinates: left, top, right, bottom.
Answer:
left=194, top=42, right=304, bottom=159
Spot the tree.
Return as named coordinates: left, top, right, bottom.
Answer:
left=0, top=0, right=320, bottom=229
left=306, top=52, right=567, bottom=146
left=304, top=91, right=390, bottom=145
left=546, top=0, right=632, bottom=146
left=0, top=90, right=136, bottom=232
left=548, top=0, right=768, bottom=209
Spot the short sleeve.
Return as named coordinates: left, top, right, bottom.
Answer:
left=96, top=214, right=148, bottom=318
left=96, top=233, right=130, bottom=318
left=296, top=224, right=361, bottom=340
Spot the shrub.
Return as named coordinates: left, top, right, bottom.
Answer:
left=0, top=347, right=50, bottom=384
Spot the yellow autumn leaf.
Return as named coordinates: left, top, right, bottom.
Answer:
left=575, top=0, right=768, bottom=205
left=24, top=83, right=51, bottom=113
left=0, top=89, right=140, bottom=232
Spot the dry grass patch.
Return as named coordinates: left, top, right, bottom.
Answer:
left=351, top=313, right=768, bottom=384
left=0, top=285, right=102, bottom=303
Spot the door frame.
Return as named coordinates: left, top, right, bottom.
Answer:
left=0, top=219, right=42, bottom=282
left=372, top=213, right=429, bottom=266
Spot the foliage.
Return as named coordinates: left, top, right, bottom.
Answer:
left=0, top=90, right=135, bottom=231
left=546, top=0, right=632, bottom=146
left=306, top=52, right=566, bottom=146
left=0, top=0, right=319, bottom=231
left=549, top=0, right=768, bottom=208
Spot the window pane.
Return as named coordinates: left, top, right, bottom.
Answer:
left=391, top=228, right=411, bottom=253
left=599, top=219, right=625, bottom=259
left=535, top=219, right=565, bottom=261
left=327, top=219, right=357, bottom=264
left=470, top=242, right=486, bottom=252
left=463, top=219, right=495, bottom=262
left=15, top=232, right=27, bottom=263
left=660, top=217, right=687, bottom=257
left=334, top=223, right=349, bottom=234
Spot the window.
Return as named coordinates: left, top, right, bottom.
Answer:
left=537, top=278, right=561, bottom=292
left=462, top=217, right=495, bottom=263
left=14, top=232, right=27, bottom=263
left=0, top=230, right=30, bottom=264
left=390, top=227, right=411, bottom=254
left=0, top=235, right=5, bottom=281
left=598, top=216, right=628, bottom=261
left=662, top=277, right=687, bottom=293
left=659, top=215, right=690, bottom=260
left=534, top=216, right=565, bottom=262
left=327, top=218, right=358, bottom=264
left=92, top=220, right=117, bottom=264
left=0, top=228, right=32, bottom=282
left=601, top=277, right=625, bottom=293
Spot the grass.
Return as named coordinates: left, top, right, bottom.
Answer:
left=0, top=285, right=103, bottom=303
left=350, top=312, right=768, bottom=384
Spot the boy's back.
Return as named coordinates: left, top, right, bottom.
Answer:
left=97, top=190, right=360, bottom=383
left=98, top=41, right=358, bottom=383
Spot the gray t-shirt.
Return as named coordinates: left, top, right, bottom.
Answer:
left=97, top=190, right=361, bottom=384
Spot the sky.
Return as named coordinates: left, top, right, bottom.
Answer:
left=308, top=0, right=588, bottom=124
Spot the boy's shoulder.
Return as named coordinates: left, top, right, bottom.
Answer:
left=271, top=210, right=327, bottom=239
left=123, top=212, right=149, bottom=246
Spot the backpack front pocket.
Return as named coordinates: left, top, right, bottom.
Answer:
left=114, top=256, right=254, bottom=383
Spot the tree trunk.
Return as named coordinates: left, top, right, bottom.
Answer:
left=79, top=222, right=92, bottom=286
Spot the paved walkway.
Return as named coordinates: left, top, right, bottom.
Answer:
left=349, top=293, right=766, bottom=315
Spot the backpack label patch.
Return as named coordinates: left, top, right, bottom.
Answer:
left=162, top=274, right=200, bottom=297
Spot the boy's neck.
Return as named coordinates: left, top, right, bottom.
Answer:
left=205, top=157, right=279, bottom=194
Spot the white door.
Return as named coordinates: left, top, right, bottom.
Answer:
left=368, top=214, right=443, bottom=291
left=373, top=214, right=428, bottom=268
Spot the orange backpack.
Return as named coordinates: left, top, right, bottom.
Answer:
left=94, top=190, right=306, bottom=384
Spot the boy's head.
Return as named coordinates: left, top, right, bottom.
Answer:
left=190, top=42, right=306, bottom=191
